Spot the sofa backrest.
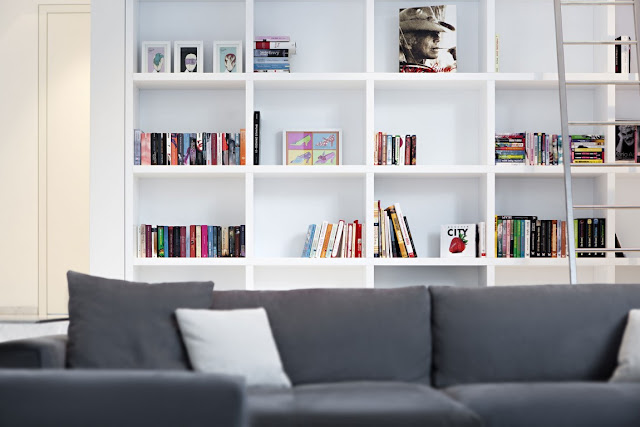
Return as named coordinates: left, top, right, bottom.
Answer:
left=430, top=284, right=640, bottom=388
left=211, top=287, right=432, bottom=386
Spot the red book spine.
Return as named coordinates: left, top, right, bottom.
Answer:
left=235, top=226, right=241, bottom=257
left=411, top=135, right=417, bottom=165
left=145, top=225, right=152, bottom=257
left=212, top=133, right=218, bottom=166
left=168, top=226, right=174, bottom=257
left=223, top=133, right=228, bottom=165
left=201, top=225, right=208, bottom=257
left=356, top=221, right=362, bottom=258
left=180, top=226, right=186, bottom=257
left=190, top=225, right=196, bottom=257
left=405, top=135, right=411, bottom=165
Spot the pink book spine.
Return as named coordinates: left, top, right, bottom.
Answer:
left=141, top=133, right=151, bottom=165
left=201, top=225, right=208, bottom=257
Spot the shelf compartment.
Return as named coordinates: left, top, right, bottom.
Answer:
left=494, top=264, right=612, bottom=285
left=375, top=176, right=486, bottom=258
left=254, top=0, right=366, bottom=73
left=254, top=86, right=366, bottom=166
left=253, top=74, right=367, bottom=90
left=374, top=266, right=486, bottom=288
left=375, top=82, right=488, bottom=166
left=374, top=0, right=484, bottom=73
left=615, top=175, right=640, bottom=259
left=254, top=175, right=366, bottom=258
left=136, top=1, right=246, bottom=74
left=254, top=265, right=367, bottom=289
left=133, top=265, right=245, bottom=290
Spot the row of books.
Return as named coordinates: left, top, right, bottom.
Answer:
left=134, top=131, right=246, bottom=166
left=495, top=133, right=564, bottom=165
left=570, top=135, right=605, bottom=164
left=137, top=224, right=246, bottom=258
left=495, top=216, right=606, bottom=258
left=301, top=221, right=363, bottom=258
left=254, top=36, right=295, bottom=73
left=440, top=223, right=486, bottom=258
left=374, top=133, right=417, bottom=166
left=615, top=36, right=632, bottom=74
left=374, top=201, right=416, bottom=258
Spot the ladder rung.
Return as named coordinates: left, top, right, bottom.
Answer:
left=564, top=41, right=638, bottom=45
left=574, top=205, right=640, bottom=209
left=569, top=120, right=640, bottom=125
left=566, top=80, right=640, bottom=85
left=561, top=1, right=634, bottom=5
left=576, top=248, right=640, bottom=252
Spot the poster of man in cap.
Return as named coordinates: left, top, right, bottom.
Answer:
left=399, top=6, right=457, bottom=73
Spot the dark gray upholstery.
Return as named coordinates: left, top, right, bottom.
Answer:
left=66, top=271, right=214, bottom=370
left=248, top=382, right=481, bottom=427
left=0, top=335, right=67, bottom=368
left=0, top=369, right=246, bottom=427
left=446, top=382, right=640, bottom=427
left=430, top=284, right=640, bottom=387
left=211, top=287, right=432, bottom=385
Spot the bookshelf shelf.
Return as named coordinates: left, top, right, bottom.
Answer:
left=124, top=0, right=640, bottom=289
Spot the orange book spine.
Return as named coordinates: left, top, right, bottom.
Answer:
left=240, top=129, right=246, bottom=165
left=320, top=224, right=333, bottom=258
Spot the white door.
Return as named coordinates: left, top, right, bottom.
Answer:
left=39, top=5, right=91, bottom=316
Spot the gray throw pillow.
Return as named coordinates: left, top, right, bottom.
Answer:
left=66, top=271, right=214, bottom=370
left=176, top=308, right=291, bottom=387
left=611, top=309, right=640, bottom=382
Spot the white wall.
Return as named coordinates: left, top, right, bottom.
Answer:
left=0, top=0, right=91, bottom=314
left=89, top=0, right=125, bottom=279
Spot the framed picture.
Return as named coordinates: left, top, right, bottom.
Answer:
left=213, top=41, right=243, bottom=73
left=141, top=41, right=171, bottom=73
left=174, top=41, right=203, bottom=73
left=283, top=130, right=342, bottom=166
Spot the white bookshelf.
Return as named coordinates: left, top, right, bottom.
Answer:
left=124, top=0, right=640, bottom=289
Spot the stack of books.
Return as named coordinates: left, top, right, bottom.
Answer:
left=301, top=220, right=362, bottom=258
left=138, top=224, right=245, bottom=258
left=374, top=132, right=417, bottom=165
left=495, top=133, right=563, bottom=165
left=254, top=36, right=296, bottom=73
left=570, top=135, right=604, bottom=164
left=374, top=201, right=417, bottom=258
left=134, top=130, right=246, bottom=166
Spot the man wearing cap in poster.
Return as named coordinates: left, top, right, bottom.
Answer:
left=399, top=6, right=456, bottom=73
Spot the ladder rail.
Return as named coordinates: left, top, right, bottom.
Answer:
left=553, top=0, right=578, bottom=284
left=634, top=0, right=640, bottom=74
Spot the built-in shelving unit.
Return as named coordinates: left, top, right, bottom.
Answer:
left=124, top=0, right=639, bottom=289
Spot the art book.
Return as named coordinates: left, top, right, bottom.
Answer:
left=441, top=224, right=476, bottom=257
left=399, top=5, right=457, bottom=73
left=283, top=130, right=342, bottom=165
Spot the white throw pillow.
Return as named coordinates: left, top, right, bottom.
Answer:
left=175, top=308, right=291, bottom=387
left=610, top=309, right=640, bottom=382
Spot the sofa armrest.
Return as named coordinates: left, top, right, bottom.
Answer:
left=0, top=335, right=67, bottom=368
left=0, top=370, right=246, bottom=427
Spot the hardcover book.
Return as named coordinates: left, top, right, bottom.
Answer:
left=441, top=224, right=477, bottom=257
left=399, top=6, right=457, bottom=73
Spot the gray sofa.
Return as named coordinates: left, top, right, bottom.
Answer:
left=1, top=283, right=640, bottom=427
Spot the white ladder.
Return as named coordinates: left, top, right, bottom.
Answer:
left=554, top=0, right=640, bottom=284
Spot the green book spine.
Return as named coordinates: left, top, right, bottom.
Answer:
left=158, top=226, right=165, bottom=258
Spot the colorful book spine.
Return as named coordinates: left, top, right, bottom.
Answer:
left=134, top=129, right=142, bottom=165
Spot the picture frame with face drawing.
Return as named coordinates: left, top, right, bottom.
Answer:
left=141, top=41, right=171, bottom=73
left=283, top=130, right=342, bottom=166
left=174, top=41, right=204, bottom=73
left=213, top=41, right=243, bottom=73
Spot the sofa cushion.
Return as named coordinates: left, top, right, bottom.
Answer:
left=211, top=287, right=432, bottom=385
left=67, top=271, right=214, bottom=369
left=430, top=284, right=640, bottom=387
left=248, top=382, right=481, bottom=427
left=611, top=309, right=640, bottom=382
left=446, top=382, right=640, bottom=427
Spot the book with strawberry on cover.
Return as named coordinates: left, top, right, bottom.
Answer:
left=441, top=224, right=476, bottom=257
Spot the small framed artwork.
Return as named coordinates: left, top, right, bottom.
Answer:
left=283, top=130, right=342, bottom=166
left=174, top=41, right=203, bottom=73
left=213, top=41, right=243, bottom=73
left=141, top=41, right=171, bottom=73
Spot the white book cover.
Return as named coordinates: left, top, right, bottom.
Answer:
left=331, top=221, right=345, bottom=258
left=394, top=203, right=414, bottom=257
left=217, top=133, right=223, bottom=166
left=347, top=224, right=353, bottom=258
left=386, top=215, right=392, bottom=258
left=478, top=222, right=486, bottom=258
left=525, top=220, right=531, bottom=258
left=315, top=221, right=329, bottom=258
left=441, top=224, right=477, bottom=257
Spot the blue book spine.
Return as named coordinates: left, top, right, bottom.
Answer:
left=302, top=224, right=315, bottom=257
left=208, top=226, right=214, bottom=257
left=254, top=49, right=289, bottom=57
left=134, top=129, right=141, bottom=165
left=186, top=231, right=190, bottom=258
left=163, top=226, right=169, bottom=257
left=254, top=57, right=290, bottom=64
left=240, top=225, right=245, bottom=258
left=254, top=63, right=291, bottom=70
left=212, top=226, right=217, bottom=257
left=235, top=133, right=240, bottom=166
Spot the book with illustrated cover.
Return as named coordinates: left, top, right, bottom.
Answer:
left=615, top=123, right=638, bottom=162
left=399, top=6, right=457, bottom=73
left=441, top=224, right=476, bottom=257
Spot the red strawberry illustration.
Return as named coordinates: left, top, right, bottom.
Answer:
left=449, top=232, right=468, bottom=254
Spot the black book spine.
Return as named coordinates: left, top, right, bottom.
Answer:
left=235, top=226, right=241, bottom=258
left=403, top=216, right=417, bottom=257
left=577, top=219, right=586, bottom=258
left=189, top=134, right=196, bottom=165
left=196, top=133, right=203, bottom=165
left=240, top=225, right=245, bottom=258
left=178, top=133, right=184, bottom=165
left=217, top=226, right=222, bottom=258
left=151, top=133, right=158, bottom=165
left=174, top=227, right=180, bottom=258
left=253, top=111, right=260, bottom=165
left=599, top=218, right=606, bottom=258
left=158, top=133, right=165, bottom=166
left=229, top=227, right=235, bottom=258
